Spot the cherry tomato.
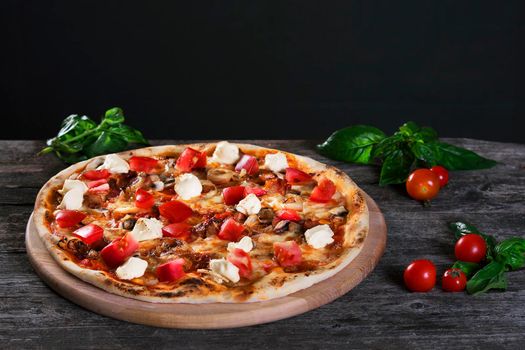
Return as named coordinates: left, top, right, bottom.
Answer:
left=285, top=168, right=312, bottom=184
left=235, top=155, right=259, bottom=175
left=162, top=223, right=191, bottom=241
left=455, top=234, right=487, bottom=263
left=159, top=200, right=193, bottom=223
left=222, top=186, right=246, bottom=205
left=87, top=179, right=107, bottom=188
left=129, top=156, right=158, bottom=173
left=442, top=268, right=467, bottom=292
left=273, top=241, right=302, bottom=267
left=217, top=218, right=245, bottom=241
left=309, top=178, right=336, bottom=203
left=430, top=165, right=449, bottom=187
left=135, top=188, right=155, bottom=209
left=403, top=259, right=436, bottom=292
left=175, top=147, right=207, bottom=172
left=82, top=169, right=110, bottom=180
left=406, top=169, right=441, bottom=201
left=227, top=248, right=253, bottom=278
left=72, top=223, right=104, bottom=245
left=100, top=233, right=139, bottom=268
left=55, top=210, right=86, bottom=228
left=156, top=258, right=186, bottom=282
left=244, top=186, right=267, bottom=197
left=276, top=209, right=301, bottom=222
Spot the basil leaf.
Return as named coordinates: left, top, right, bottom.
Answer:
left=371, top=134, right=402, bottom=160
left=415, top=127, right=438, bottom=142
left=411, top=142, right=438, bottom=166
left=494, top=238, right=525, bottom=271
left=432, top=142, right=497, bottom=170
left=102, top=107, right=125, bottom=126
left=317, top=125, right=386, bottom=164
left=108, top=125, right=149, bottom=144
left=466, top=261, right=507, bottom=295
left=397, top=121, right=420, bottom=136
left=449, top=222, right=497, bottom=261
left=57, top=115, right=97, bottom=138
left=83, top=131, right=128, bottom=158
left=379, top=148, right=414, bottom=186
left=451, top=261, right=480, bottom=278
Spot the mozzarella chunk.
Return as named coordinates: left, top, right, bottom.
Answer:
left=227, top=236, right=253, bottom=253
left=61, top=179, right=88, bottom=194
left=115, top=257, right=148, bottom=280
left=58, top=179, right=88, bottom=210
left=212, top=141, right=239, bottom=164
left=329, top=206, right=347, bottom=215
left=175, top=173, right=203, bottom=200
left=264, top=152, right=288, bottom=173
left=130, top=218, right=163, bottom=241
left=98, top=154, right=130, bottom=173
left=236, top=193, right=261, bottom=215
left=304, top=224, right=334, bottom=249
left=209, top=258, right=240, bottom=283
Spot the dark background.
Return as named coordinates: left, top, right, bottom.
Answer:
left=2, top=1, right=524, bottom=142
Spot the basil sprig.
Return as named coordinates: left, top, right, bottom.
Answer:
left=448, top=222, right=525, bottom=295
left=39, top=107, right=149, bottom=163
left=318, top=122, right=496, bottom=186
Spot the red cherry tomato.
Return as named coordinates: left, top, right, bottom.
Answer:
left=156, top=258, right=186, bottom=282
left=55, top=210, right=86, bottom=228
left=222, top=186, right=246, bottom=205
left=235, top=155, right=259, bottom=175
left=244, top=186, right=267, bottom=197
left=159, top=200, right=193, bottom=223
left=100, top=233, right=139, bottom=268
left=430, top=165, right=449, bottom=187
left=82, top=169, right=110, bottom=180
left=403, top=259, right=436, bottom=292
left=442, top=268, right=467, bottom=292
left=406, top=169, right=441, bottom=201
left=217, top=218, right=245, bottom=241
left=87, top=179, right=107, bottom=188
left=273, top=241, right=302, bottom=267
left=227, top=248, right=253, bottom=278
left=129, top=156, right=158, bottom=173
left=455, top=234, right=487, bottom=263
left=276, top=209, right=301, bottom=222
left=162, top=223, right=191, bottom=241
left=72, top=223, right=104, bottom=245
left=135, top=189, right=155, bottom=209
left=175, top=147, right=207, bottom=172
left=285, top=168, right=312, bottom=184
left=309, top=178, right=336, bottom=203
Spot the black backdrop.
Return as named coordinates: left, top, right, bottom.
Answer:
left=2, top=1, right=524, bottom=142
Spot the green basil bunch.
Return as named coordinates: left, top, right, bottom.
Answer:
left=449, top=222, right=525, bottom=295
left=317, top=122, right=496, bottom=185
left=39, top=107, right=149, bottom=163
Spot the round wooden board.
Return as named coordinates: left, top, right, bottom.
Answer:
left=26, top=194, right=386, bottom=329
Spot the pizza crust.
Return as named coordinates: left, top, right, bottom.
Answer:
left=33, top=143, right=369, bottom=303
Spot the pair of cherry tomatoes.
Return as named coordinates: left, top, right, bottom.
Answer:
left=406, top=165, right=449, bottom=201
left=404, top=233, right=487, bottom=293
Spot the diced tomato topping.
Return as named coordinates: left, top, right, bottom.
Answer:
left=162, top=223, right=191, bottom=241
left=227, top=248, right=253, bottom=278
left=129, top=156, right=158, bottom=173
left=222, top=186, right=246, bottom=205
left=262, top=260, right=278, bottom=272
left=176, top=147, right=207, bottom=172
left=72, top=223, right=104, bottom=245
left=135, top=188, right=155, bottom=209
left=235, top=155, right=259, bottom=175
left=87, top=179, right=108, bottom=188
left=244, top=186, right=267, bottom=197
left=100, top=233, right=139, bottom=268
left=159, top=200, right=193, bottom=223
left=214, top=211, right=233, bottom=220
left=309, top=178, right=336, bottom=203
left=285, top=167, right=312, bottom=184
left=273, top=241, right=302, bottom=267
left=276, top=209, right=301, bottom=222
left=88, top=183, right=110, bottom=193
left=55, top=210, right=86, bottom=228
left=82, top=169, right=110, bottom=180
left=156, top=258, right=186, bottom=282
left=217, top=218, right=245, bottom=241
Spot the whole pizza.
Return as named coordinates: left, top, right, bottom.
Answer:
left=33, top=142, right=369, bottom=303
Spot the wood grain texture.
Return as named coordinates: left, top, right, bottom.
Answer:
left=1, top=139, right=524, bottom=349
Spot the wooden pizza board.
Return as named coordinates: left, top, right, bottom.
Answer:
left=25, top=194, right=386, bottom=329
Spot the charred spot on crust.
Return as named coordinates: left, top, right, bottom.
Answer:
left=159, top=290, right=187, bottom=298
left=180, top=278, right=204, bottom=286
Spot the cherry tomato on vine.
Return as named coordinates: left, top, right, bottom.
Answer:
left=455, top=234, right=487, bottom=263
left=430, top=165, right=449, bottom=187
left=403, top=259, right=436, bottom=292
left=406, top=169, right=441, bottom=201
left=442, top=268, right=467, bottom=292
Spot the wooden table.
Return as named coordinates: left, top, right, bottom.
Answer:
left=1, top=139, right=524, bottom=349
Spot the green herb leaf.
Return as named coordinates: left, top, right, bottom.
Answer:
left=108, top=125, right=149, bottom=144
left=378, top=147, right=414, bottom=186
left=494, top=238, right=525, bottom=271
left=317, top=125, right=386, bottom=164
left=397, top=121, right=420, bottom=136
left=466, top=261, right=507, bottom=295
left=102, top=107, right=126, bottom=126
left=415, top=127, right=438, bottom=142
left=449, top=221, right=497, bottom=261
left=83, top=131, right=128, bottom=158
left=432, top=142, right=497, bottom=170
left=410, top=141, right=438, bottom=166
left=451, top=261, right=480, bottom=278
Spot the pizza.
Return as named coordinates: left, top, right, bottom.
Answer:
left=33, top=142, right=369, bottom=303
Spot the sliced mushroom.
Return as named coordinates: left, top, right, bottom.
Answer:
left=274, top=220, right=290, bottom=233
left=257, top=208, right=274, bottom=224
left=207, top=168, right=235, bottom=185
